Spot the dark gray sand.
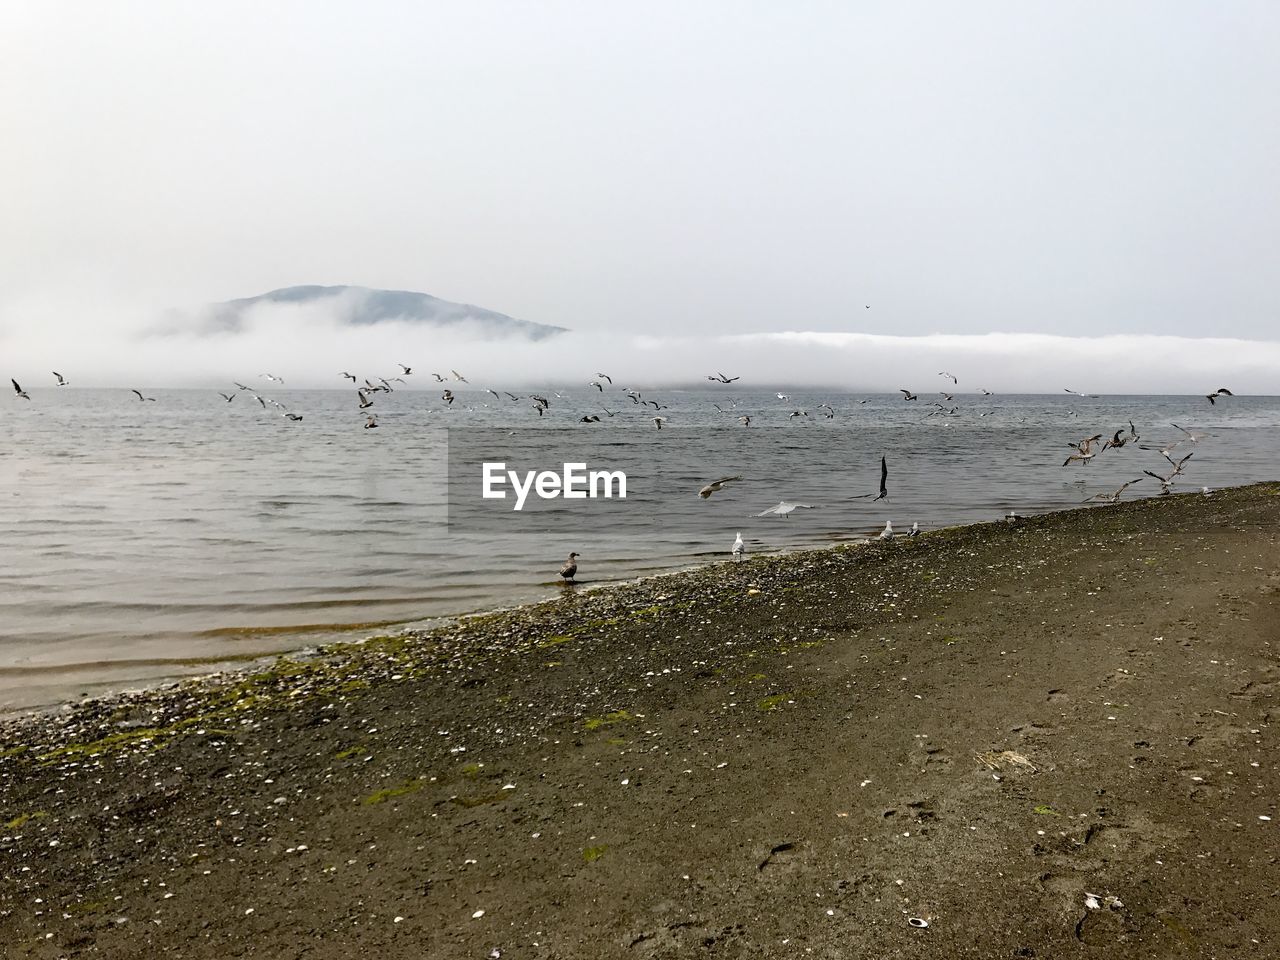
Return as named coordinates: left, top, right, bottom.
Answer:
left=2, top=483, right=1279, bottom=958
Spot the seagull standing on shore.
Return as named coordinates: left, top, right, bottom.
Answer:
left=560, top=552, right=579, bottom=583
left=908, top=522, right=920, bottom=536
left=732, top=532, right=744, bottom=560
left=878, top=521, right=894, bottom=540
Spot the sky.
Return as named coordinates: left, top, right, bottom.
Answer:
left=2, top=2, right=1279, bottom=389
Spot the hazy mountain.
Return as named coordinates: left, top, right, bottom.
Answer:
left=193, top=285, right=566, bottom=340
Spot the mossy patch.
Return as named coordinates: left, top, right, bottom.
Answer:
left=536, top=634, right=575, bottom=649
left=361, top=779, right=423, bottom=805
left=757, top=693, right=794, bottom=712
left=1033, top=804, right=1062, bottom=817
left=584, top=710, right=634, bottom=731
left=334, top=747, right=364, bottom=760
left=582, top=844, right=608, bottom=863
left=0, top=745, right=29, bottom=760
left=5, top=811, right=47, bottom=830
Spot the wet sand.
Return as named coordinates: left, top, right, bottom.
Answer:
left=2, top=483, right=1278, bottom=958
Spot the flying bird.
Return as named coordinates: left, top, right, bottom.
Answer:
left=938, top=372, right=958, bottom=384
left=131, top=389, right=156, bottom=402
left=52, top=372, right=68, bottom=386
left=340, top=372, right=357, bottom=382
left=899, top=389, right=917, bottom=401
left=357, top=391, right=374, bottom=409
left=431, top=373, right=445, bottom=382
left=1064, top=388, right=1099, bottom=398
left=559, top=552, right=579, bottom=583
left=699, top=476, right=743, bottom=499
left=11, top=379, right=29, bottom=400
left=1085, top=478, right=1143, bottom=504
left=707, top=372, right=740, bottom=383
left=218, top=392, right=235, bottom=402
left=776, top=393, right=790, bottom=401
left=251, top=394, right=267, bottom=408
left=756, top=501, right=815, bottom=517
left=851, top=456, right=889, bottom=501
left=589, top=380, right=603, bottom=391
left=442, top=389, right=454, bottom=405
left=738, top=415, right=751, bottom=427
left=398, top=364, right=412, bottom=375
left=578, top=415, right=601, bottom=423
left=451, top=370, right=468, bottom=382
left=595, top=372, right=612, bottom=384
left=283, top=412, right=304, bottom=421
left=1205, top=387, right=1234, bottom=405
left=653, top=416, right=668, bottom=429
left=234, top=382, right=250, bottom=391
left=364, top=415, right=378, bottom=429
left=260, top=373, right=284, bottom=384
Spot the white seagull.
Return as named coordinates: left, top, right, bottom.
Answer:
left=756, top=501, right=814, bottom=517
left=732, top=532, right=744, bottom=560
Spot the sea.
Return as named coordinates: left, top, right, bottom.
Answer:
left=2, top=386, right=1277, bottom=711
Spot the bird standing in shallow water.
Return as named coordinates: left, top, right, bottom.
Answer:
left=560, top=552, right=579, bottom=583
left=732, top=533, right=744, bottom=560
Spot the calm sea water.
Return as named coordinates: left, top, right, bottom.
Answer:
left=2, top=386, right=1277, bottom=710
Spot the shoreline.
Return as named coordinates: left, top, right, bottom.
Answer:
left=2, top=482, right=1278, bottom=957
left=0, top=490, right=1218, bottom=721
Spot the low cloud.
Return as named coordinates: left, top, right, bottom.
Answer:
left=1, top=294, right=1278, bottom=394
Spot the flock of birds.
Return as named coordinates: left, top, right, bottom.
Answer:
left=8, top=369, right=1239, bottom=587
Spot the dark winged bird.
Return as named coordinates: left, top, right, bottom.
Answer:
left=707, top=372, right=740, bottom=383
left=560, top=552, right=579, bottom=583
left=131, top=389, right=156, bottom=401
left=850, top=456, right=889, bottom=501
left=12, top=379, right=29, bottom=400
left=899, top=389, right=917, bottom=401
left=699, top=476, right=742, bottom=499
left=52, top=371, right=68, bottom=386
left=1205, top=387, right=1233, bottom=405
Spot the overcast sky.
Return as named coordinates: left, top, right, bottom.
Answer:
left=2, top=2, right=1279, bottom=379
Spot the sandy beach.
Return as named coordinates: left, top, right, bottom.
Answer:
left=2, top=483, right=1278, bottom=958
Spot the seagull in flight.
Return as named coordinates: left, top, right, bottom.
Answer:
left=260, top=373, right=284, bottom=384
left=899, top=389, right=917, bottom=401
left=707, top=372, right=741, bottom=383
left=340, top=372, right=357, bottom=382
left=357, top=391, right=374, bottom=409
left=11, top=379, right=29, bottom=400
left=364, top=414, right=379, bottom=429
left=850, top=456, right=889, bottom=501
left=451, top=370, right=468, bottom=382
left=938, top=372, right=958, bottom=384
left=442, top=389, right=454, bottom=405
left=218, top=392, right=235, bottom=402
left=699, top=476, right=743, bottom=499
left=776, top=393, right=790, bottom=401
left=52, top=371, right=68, bottom=386
left=1205, top=387, right=1233, bottom=405
left=1085, top=478, right=1143, bottom=503
left=430, top=372, right=445, bottom=382
left=595, top=372, right=612, bottom=384
left=732, top=532, right=744, bottom=560
left=756, top=501, right=814, bottom=517
left=589, top=380, right=604, bottom=391
left=251, top=394, right=267, bottom=408
left=283, top=412, right=304, bottom=421
left=398, top=364, right=412, bottom=375
left=653, top=416, right=668, bottom=429
left=234, top=382, right=251, bottom=391
left=738, top=415, right=751, bottom=427
left=131, top=389, right=156, bottom=402
left=1064, top=388, right=1099, bottom=398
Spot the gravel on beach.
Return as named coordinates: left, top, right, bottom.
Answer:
left=2, top=483, right=1279, bottom=958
